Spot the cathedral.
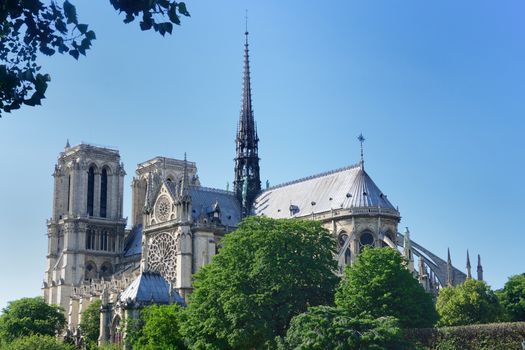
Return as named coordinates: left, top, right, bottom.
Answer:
left=42, top=30, right=481, bottom=345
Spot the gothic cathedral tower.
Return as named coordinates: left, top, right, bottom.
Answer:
left=234, top=30, right=261, bottom=216
left=43, top=143, right=126, bottom=312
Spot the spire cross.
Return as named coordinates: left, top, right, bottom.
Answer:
left=357, top=133, right=365, bottom=164
left=245, top=9, right=248, bottom=34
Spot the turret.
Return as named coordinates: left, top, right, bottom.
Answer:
left=447, top=248, right=453, bottom=286
left=477, top=254, right=483, bottom=281
left=403, top=227, right=414, bottom=272
left=466, top=250, right=472, bottom=279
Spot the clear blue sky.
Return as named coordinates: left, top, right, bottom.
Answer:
left=1, top=1, right=524, bottom=309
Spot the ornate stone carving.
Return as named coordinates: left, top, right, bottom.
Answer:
left=154, top=195, right=171, bottom=222
left=147, top=231, right=177, bottom=283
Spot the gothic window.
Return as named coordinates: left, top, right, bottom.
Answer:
left=344, top=248, right=352, bottom=265
left=85, top=261, right=97, bottom=280
left=100, top=168, right=108, bottom=218
left=100, top=262, right=113, bottom=278
left=359, top=231, right=375, bottom=252
left=87, top=166, right=95, bottom=216
left=338, top=231, right=349, bottom=250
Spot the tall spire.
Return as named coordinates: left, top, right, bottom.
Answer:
left=466, top=250, right=472, bottom=279
left=234, top=22, right=261, bottom=217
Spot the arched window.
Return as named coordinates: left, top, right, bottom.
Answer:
left=87, top=166, right=95, bottom=216
left=338, top=231, right=349, bottom=249
left=359, top=232, right=375, bottom=252
left=85, top=261, right=97, bottom=280
left=100, top=168, right=108, bottom=218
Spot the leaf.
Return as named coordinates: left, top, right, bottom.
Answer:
left=69, top=50, right=79, bottom=60
left=77, top=23, right=88, bottom=34
left=63, top=0, right=78, bottom=24
left=85, top=30, right=96, bottom=40
left=178, top=2, right=190, bottom=16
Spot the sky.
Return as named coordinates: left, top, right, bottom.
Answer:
left=0, top=1, right=524, bottom=309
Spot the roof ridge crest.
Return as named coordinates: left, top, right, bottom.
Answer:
left=266, top=163, right=361, bottom=191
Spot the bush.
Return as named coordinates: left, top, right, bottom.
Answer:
left=1, top=334, right=75, bottom=350
left=278, top=305, right=407, bottom=350
left=405, top=322, right=525, bottom=350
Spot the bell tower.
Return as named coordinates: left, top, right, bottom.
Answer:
left=43, top=143, right=126, bottom=313
left=234, top=29, right=261, bottom=216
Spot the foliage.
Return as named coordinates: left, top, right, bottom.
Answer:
left=496, top=273, right=525, bottom=322
left=277, top=305, right=407, bottom=350
left=0, top=297, right=66, bottom=343
left=127, top=304, right=187, bottom=350
left=405, top=322, right=525, bottom=350
left=335, top=247, right=438, bottom=329
left=436, top=279, right=502, bottom=327
left=79, top=299, right=101, bottom=348
left=182, top=217, right=339, bottom=350
left=0, top=334, right=75, bottom=350
left=0, top=0, right=190, bottom=116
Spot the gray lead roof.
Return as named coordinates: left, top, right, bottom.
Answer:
left=191, top=187, right=241, bottom=227
left=119, top=272, right=184, bottom=304
left=253, top=163, right=396, bottom=219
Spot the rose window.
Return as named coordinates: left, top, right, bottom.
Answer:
left=148, top=232, right=177, bottom=283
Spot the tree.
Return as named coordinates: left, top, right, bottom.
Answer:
left=127, top=304, right=187, bottom=350
left=79, top=299, right=101, bottom=348
left=1, top=334, right=74, bottom=350
left=497, top=273, right=525, bottom=322
left=277, top=305, right=406, bottom=350
left=0, top=0, right=190, bottom=116
left=436, top=278, right=502, bottom=326
left=182, top=217, right=339, bottom=349
left=0, top=297, right=66, bottom=343
left=335, top=247, right=438, bottom=329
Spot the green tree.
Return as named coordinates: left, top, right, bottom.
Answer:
left=436, top=278, right=502, bottom=326
left=277, top=305, right=406, bottom=350
left=0, top=0, right=190, bottom=116
left=79, top=299, right=101, bottom=348
left=127, top=304, right=187, bottom=350
left=182, top=217, right=339, bottom=350
left=1, top=334, right=74, bottom=350
left=335, top=247, right=438, bottom=329
left=497, top=273, right=525, bottom=322
left=0, top=297, right=66, bottom=343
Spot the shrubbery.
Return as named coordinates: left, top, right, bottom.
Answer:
left=406, top=322, right=525, bottom=350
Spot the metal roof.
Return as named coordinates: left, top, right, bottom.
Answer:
left=191, top=187, right=241, bottom=227
left=123, top=224, right=142, bottom=257
left=253, top=163, right=396, bottom=219
left=119, top=272, right=184, bottom=304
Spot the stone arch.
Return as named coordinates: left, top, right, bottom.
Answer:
left=84, top=261, right=97, bottom=280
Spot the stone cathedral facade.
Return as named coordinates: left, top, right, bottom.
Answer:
left=43, top=31, right=481, bottom=345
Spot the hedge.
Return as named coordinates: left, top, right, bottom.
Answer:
left=405, top=322, right=525, bottom=350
